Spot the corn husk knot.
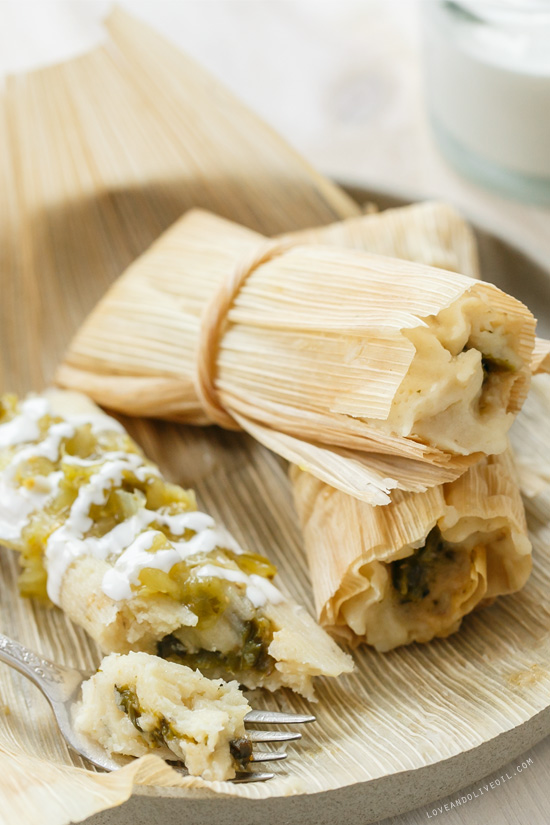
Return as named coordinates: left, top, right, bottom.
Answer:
left=195, top=237, right=292, bottom=430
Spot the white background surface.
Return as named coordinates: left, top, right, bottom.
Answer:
left=1, top=2, right=549, bottom=823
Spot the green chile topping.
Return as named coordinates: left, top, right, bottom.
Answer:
left=460, top=343, right=517, bottom=384
left=390, top=526, right=455, bottom=604
left=157, top=615, right=274, bottom=676
left=115, top=684, right=177, bottom=746
left=114, top=685, right=145, bottom=733
left=481, top=355, right=516, bottom=381
left=230, top=738, right=253, bottom=764
left=177, top=576, right=230, bottom=629
left=114, top=683, right=253, bottom=768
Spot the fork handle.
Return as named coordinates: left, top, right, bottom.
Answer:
left=0, top=634, right=78, bottom=701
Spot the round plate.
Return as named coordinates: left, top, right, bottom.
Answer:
left=77, top=187, right=550, bottom=825
left=2, top=187, right=549, bottom=825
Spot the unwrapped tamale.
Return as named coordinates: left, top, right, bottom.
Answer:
left=0, top=389, right=352, bottom=698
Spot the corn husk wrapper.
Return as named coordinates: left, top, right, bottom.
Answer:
left=510, top=373, right=550, bottom=497
left=284, top=204, right=550, bottom=377
left=281, top=199, right=481, bottom=278
left=57, top=208, right=537, bottom=505
left=290, top=449, right=531, bottom=650
left=532, top=336, right=550, bottom=375
left=57, top=203, right=479, bottom=425
left=283, top=200, right=538, bottom=652
left=283, top=198, right=536, bottom=651
left=57, top=201, right=481, bottom=423
left=55, top=199, right=549, bottom=426
left=0, top=747, right=236, bottom=825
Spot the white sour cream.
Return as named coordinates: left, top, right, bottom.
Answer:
left=0, top=400, right=73, bottom=540
left=194, top=564, right=283, bottom=608
left=0, top=397, right=50, bottom=448
left=100, top=520, right=243, bottom=602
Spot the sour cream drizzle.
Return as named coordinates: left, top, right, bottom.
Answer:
left=0, top=399, right=70, bottom=541
left=0, top=394, right=282, bottom=610
left=193, top=564, right=283, bottom=608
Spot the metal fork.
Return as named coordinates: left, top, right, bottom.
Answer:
left=0, top=634, right=315, bottom=783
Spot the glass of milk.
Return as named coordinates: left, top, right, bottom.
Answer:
left=422, top=0, right=550, bottom=204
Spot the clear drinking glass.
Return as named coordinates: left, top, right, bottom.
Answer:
left=422, top=1, right=550, bottom=204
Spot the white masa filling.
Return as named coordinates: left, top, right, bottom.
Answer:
left=73, top=651, right=251, bottom=781
left=340, top=522, right=523, bottom=652
left=366, top=293, right=525, bottom=454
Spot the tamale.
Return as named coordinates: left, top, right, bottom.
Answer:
left=74, top=652, right=252, bottom=781
left=0, top=389, right=352, bottom=699
left=286, top=201, right=534, bottom=649
left=290, top=449, right=531, bottom=650
left=57, top=207, right=536, bottom=505
left=57, top=201, right=480, bottom=424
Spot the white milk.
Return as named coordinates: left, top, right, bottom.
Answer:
left=423, top=0, right=550, bottom=200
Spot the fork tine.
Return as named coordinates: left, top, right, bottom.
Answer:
left=245, top=709, right=316, bottom=724
left=249, top=750, right=288, bottom=763
left=246, top=729, right=301, bottom=743
left=231, top=771, right=274, bottom=783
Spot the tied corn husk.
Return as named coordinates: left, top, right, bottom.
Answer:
left=290, top=449, right=532, bottom=650
left=58, top=207, right=537, bottom=505
left=57, top=200, right=481, bottom=424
